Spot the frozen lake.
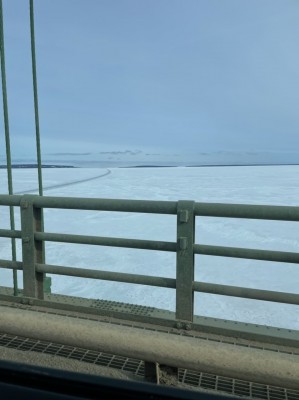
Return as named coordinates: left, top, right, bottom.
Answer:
left=0, top=165, right=299, bottom=329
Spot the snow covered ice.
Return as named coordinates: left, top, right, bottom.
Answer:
left=1, top=165, right=299, bottom=330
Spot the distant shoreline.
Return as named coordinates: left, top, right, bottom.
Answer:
left=1, top=163, right=299, bottom=169
left=0, top=164, right=75, bottom=169
left=120, top=163, right=299, bottom=168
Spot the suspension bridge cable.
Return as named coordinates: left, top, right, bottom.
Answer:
left=0, top=0, right=18, bottom=295
left=30, top=0, right=43, bottom=197
left=29, top=0, right=48, bottom=285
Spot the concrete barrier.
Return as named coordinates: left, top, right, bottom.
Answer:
left=0, top=306, right=298, bottom=389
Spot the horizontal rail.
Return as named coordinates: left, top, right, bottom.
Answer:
left=0, top=259, right=23, bottom=270
left=0, top=229, right=22, bottom=239
left=1, top=194, right=299, bottom=221
left=33, top=196, right=178, bottom=214
left=194, top=282, right=299, bottom=305
left=35, top=232, right=177, bottom=252
left=195, top=202, right=299, bottom=221
left=36, top=263, right=176, bottom=288
left=194, top=244, right=299, bottom=264
left=0, top=194, right=22, bottom=206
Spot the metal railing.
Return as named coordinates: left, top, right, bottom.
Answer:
left=1, top=193, right=299, bottom=324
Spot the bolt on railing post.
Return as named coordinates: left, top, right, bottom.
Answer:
left=20, top=195, right=44, bottom=299
left=176, top=200, right=195, bottom=323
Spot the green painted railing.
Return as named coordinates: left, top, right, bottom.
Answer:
left=1, top=193, right=299, bottom=325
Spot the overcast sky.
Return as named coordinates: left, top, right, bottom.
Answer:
left=1, top=0, right=299, bottom=159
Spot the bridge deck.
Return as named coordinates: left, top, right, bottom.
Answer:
left=0, top=296, right=299, bottom=399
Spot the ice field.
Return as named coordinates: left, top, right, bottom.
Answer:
left=0, top=165, right=299, bottom=329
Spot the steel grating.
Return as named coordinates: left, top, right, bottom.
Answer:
left=178, top=370, right=299, bottom=400
left=0, top=332, right=298, bottom=400
left=0, top=333, right=144, bottom=375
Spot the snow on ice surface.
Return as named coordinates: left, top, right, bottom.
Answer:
left=1, top=165, right=299, bottom=329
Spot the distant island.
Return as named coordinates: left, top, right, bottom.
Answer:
left=0, top=164, right=75, bottom=169
left=119, top=163, right=299, bottom=168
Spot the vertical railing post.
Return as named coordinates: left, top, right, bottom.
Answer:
left=176, top=200, right=195, bottom=324
left=20, top=194, right=44, bottom=299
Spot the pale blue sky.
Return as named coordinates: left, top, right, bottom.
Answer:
left=1, top=0, right=299, bottom=160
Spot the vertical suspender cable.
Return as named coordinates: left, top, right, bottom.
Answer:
left=29, top=0, right=47, bottom=286
left=29, top=0, right=43, bottom=197
left=0, top=0, right=18, bottom=295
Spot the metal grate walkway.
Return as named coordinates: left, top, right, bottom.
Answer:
left=0, top=332, right=299, bottom=400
